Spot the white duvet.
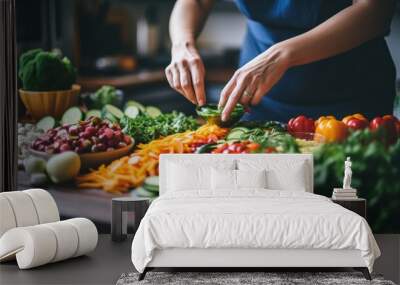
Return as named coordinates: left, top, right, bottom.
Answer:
left=131, top=190, right=380, bottom=273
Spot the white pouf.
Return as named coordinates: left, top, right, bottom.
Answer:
left=0, top=218, right=98, bottom=269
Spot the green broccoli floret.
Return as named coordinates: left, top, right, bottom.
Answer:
left=18, top=49, right=76, bottom=91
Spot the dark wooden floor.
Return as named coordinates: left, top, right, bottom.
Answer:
left=0, top=235, right=134, bottom=285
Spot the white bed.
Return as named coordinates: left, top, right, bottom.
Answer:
left=131, top=154, right=380, bottom=280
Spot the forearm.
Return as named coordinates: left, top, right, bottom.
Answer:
left=280, top=0, right=395, bottom=67
left=169, top=0, right=214, bottom=47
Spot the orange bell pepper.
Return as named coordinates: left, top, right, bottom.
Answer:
left=315, top=118, right=348, bottom=143
left=342, top=113, right=367, bottom=125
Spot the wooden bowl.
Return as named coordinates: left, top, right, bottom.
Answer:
left=19, top=84, right=81, bottom=120
left=29, top=142, right=134, bottom=171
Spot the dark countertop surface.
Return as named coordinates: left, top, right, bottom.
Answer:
left=0, top=234, right=134, bottom=285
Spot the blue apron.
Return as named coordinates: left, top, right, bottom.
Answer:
left=234, top=0, right=396, bottom=121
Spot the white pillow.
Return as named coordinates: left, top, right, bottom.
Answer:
left=167, top=160, right=236, bottom=192
left=211, top=168, right=236, bottom=190
left=211, top=169, right=267, bottom=191
left=236, top=169, right=267, bottom=189
left=238, top=159, right=308, bottom=191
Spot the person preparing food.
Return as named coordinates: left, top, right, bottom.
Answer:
left=165, top=0, right=396, bottom=122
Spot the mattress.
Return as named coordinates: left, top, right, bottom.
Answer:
left=131, top=190, right=380, bottom=273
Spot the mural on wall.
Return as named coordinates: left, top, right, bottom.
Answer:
left=17, top=48, right=400, bottom=234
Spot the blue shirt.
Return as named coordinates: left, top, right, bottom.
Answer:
left=234, top=0, right=396, bottom=121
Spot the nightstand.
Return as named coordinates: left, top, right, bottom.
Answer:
left=331, top=198, right=366, bottom=219
left=111, top=197, right=150, bottom=242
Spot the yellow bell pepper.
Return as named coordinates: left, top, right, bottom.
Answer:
left=315, top=115, right=336, bottom=127
left=315, top=117, right=348, bottom=143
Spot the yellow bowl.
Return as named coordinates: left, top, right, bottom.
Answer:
left=19, top=84, right=81, bottom=120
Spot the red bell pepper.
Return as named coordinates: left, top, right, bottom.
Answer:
left=370, top=115, right=398, bottom=144
left=288, top=115, right=315, bottom=136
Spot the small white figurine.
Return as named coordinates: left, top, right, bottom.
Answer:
left=343, top=157, right=352, bottom=189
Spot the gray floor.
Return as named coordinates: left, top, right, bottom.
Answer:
left=0, top=235, right=134, bottom=285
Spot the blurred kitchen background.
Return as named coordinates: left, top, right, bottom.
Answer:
left=15, top=0, right=400, bottom=118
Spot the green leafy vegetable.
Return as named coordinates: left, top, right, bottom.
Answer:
left=120, top=112, right=199, bottom=144
left=19, top=49, right=76, bottom=91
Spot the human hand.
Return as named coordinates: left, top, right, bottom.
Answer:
left=165, top=41, right=206, bottom=105
left=218, top=44, right=291, bottom=121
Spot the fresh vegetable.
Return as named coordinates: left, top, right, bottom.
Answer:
left=36, top=116, right=56, bottom=132
left=225, top=123, right=298, bottom=153
left=143, top=176, right=159, bottom=193
left=369, top=115, right=398, bottom=145
left=85, top=110, right=102, bottom=120
left=315, top=117, right=348, bottom=143
left=287, top=115, right=315, bottom=138
left=23, top=156, right=47, bottom=174
left=31, top=116, right=132, bottom=154
left=342, top=114, right=368, bottom=130
left=46, top=151, right=81, bottom=183
left=136, top=187, right=158, bottom=198
left=19, top=49, right=76, bottom=91
left=77, top=124, right=228, bottom=193
left=342, top=113, right=368, bottom=125
left=61, top=107, right=83, bottom=125
left=145, top=106, right=162, bottom=118
left=315, top=115, right=336, bottom=127
left=314, top=129, right=400, bottom=233
left=82, top=85, right=124, bottom=109
left=124, top=106, right=140, bottom=119
left=125, top=100, right=145, bottom=113
left=211, top=141, right=265, bottom=154
left=120, top=112, right=199, bottom=144
left=102, top=104, right=124, bottom=123
left=196, top=103, right=245, bottom=127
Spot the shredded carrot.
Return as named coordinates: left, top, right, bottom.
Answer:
left=76, top=124, right=228, bottom=194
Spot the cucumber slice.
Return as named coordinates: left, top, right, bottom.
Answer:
left=143, top=176, right=159, bottom=192
left=145, top=106, right=162, bottom=118
left=125, top=100, right=145, bottom=113
left=61, top=107, right=83, bottom=125
left=124, top=106, right=140, bottom=119
left=136, top=187, right=158, bottom=198
left=103, top=104, right=124, bottom=119
left=36, top=116, right=56, bottom=131
left=85, top=109, right=101, bottom=120
left=226, top=130, right=245, bottom=141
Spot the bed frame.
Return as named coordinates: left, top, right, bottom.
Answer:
left=138, top=154, right=372, bottom=281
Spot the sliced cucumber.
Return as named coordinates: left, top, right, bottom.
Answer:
left=124, top=106, right=140, bottom=119
left=85, top=109, right=101, bottom=120
left=143, top=176, right=159, bottom=192
left=125, top=100, right=145, bottom=113
left=36, top=116, right=56, bottom=131
left=226, top=130, right=245, bottom=141
left=145, top=106, right=162, bottom=118
left=136, top=187, right=158, bottom=198
left=61, top=107, right=83, bottom=125
left=103, top=104, right=124, bottom=119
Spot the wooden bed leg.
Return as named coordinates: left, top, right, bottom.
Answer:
left=354, top=267, right=371, bottom=280
left=138, top=268, right=148, bottom=281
